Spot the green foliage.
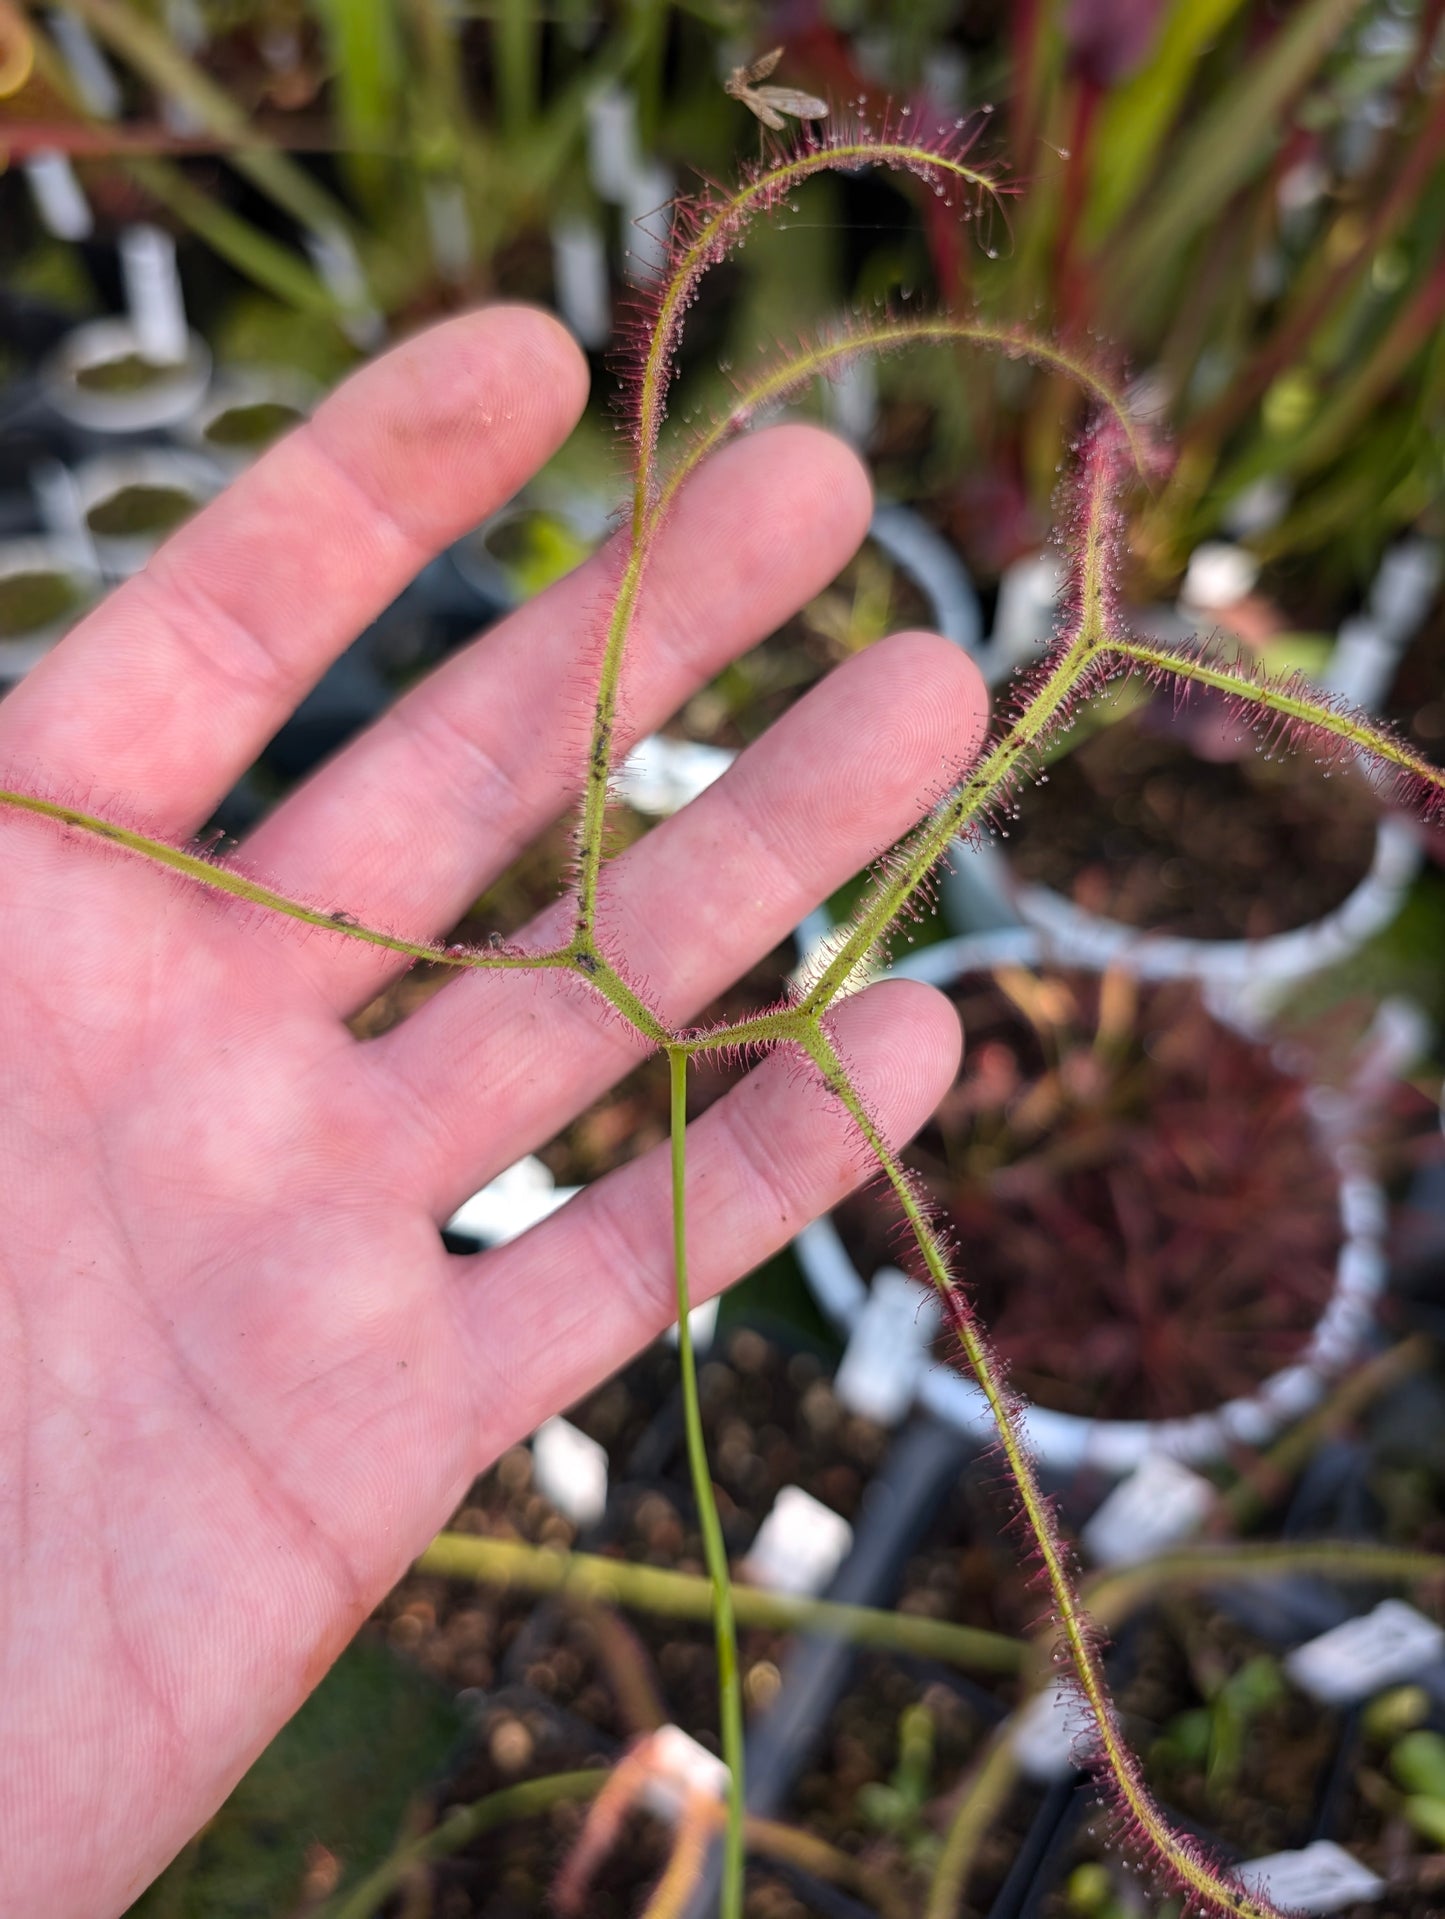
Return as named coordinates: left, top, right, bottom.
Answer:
left=125, top=1641, right=463, bottom=1919
left=1154, top=1654, right=1286, bottom=1803
left=857, top=1703, right=941, bottom=1867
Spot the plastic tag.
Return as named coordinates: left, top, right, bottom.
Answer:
left=1009, top=1679, right=1087, bottom=1783
left=621, top=160, right=674, bottom=281
left=617, top=735, right=735, bottom=817
left=48, top=9, right=122, bottom=117
left=531, top=1416, right=608, bottom=1529
left=585, top=85, right=642, bottom=204
left=988, top=551, right=1064, bottom=681
left=743, top=1486, right=853, bottom=1599
left=1285, top=1600, right=1445, bottom=1707
left=1324, top=616, right=1396, bottom=711
left=120, top=226, right=189, bottom=366
left=423, top=181, right=474, bottom=285
left=551, top=215, right=611, bottom=350
left=25, top=155, right=93, bottom=241
left=833, top=1268, right=939, bottom=1427
left=1180, top=541, right=1259, bottom=610
left=1080, top=1453, right=1216, bottom=1568
left=1368, top=539, right=1441, bottom=641
left=665, top=1297, right=719, bottom=1354
left=1234, top=1841, right=1385, bottom=1913
left=304, top=230, right=384, bottom=350
left=446, top=1156, right=579, bottom=1247
left=639, top=1725, right=730, bottom=1821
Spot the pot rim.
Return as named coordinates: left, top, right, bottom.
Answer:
left=42, top=316, right=212, bottom=434
left=0, top=534, right=103, bottom=676
left=795, top=926, right=1391, bottom=1475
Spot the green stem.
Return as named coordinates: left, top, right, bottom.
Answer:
left=654, top=317, right=1151, bottom=522
left=418, top=1532, right=1024, bottom=1674
left=1108, top=639, right=1445, bottom=809
left=318, top=1770, right=607, bottom=1919
left=924, top=1731, right=1019, bottom=1919
left=798, top=1020, right=1285, bottom=1919
left=1220, top=1336, right=1432, bottom=1531
left=669, top=1047, right=745, bottom=1919
left=632, top=139, right=1001, bottom=523
left=0, top=789, right=553, bottom=972
left=1085, top=1540, right=1445, bottom=1636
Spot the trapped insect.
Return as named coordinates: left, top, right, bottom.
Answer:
left=723, top=46, right=828, bottom=132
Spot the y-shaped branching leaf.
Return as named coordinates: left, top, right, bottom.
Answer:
left=5, top=115, right=1444, bottom=1919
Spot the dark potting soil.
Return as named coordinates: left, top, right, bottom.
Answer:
left=1323, top=1744, right=1445, bottom=1918
left=1006, top=701, right=1382, bottom=940
left=836, top=973, right=1341, bottom=1423
left=203, top=399, right=303, bottom=448
left=73, top=351, right=173, bottom=393
left=86, top=483, right=198, bottom=538
left=1031, top=1600, right=1363, bottom=1919
left=0, top=569, right=83, bottom=637
left=1120, top=1604, right=1340, bottom=1859
left=373, top=1328, right=1019, bottom=1915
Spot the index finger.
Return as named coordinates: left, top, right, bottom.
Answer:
left=0, top=307, right=589, bottom=836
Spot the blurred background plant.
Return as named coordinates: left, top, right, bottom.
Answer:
left=5, top=0, right=1444, bottom=943
left=3, top=0, right=1443, bottom=589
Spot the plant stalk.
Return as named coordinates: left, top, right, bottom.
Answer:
left=669, top=1047, right=745, bottom=1919
left=418, top=1532, right=1024, bottom=1673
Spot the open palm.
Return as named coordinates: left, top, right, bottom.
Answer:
left=0, top=309, right=984, bottom=1916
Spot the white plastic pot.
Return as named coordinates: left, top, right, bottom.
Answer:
left=181, top=367, right=319, bottom=474
left=0, top=536, right=102, bottom=679
left=73, top=449, right=222, bottom=581
left=1011, top=816, right=1423, bottom=1020
left=794, top=926, right=1394, bottom=1477
left=43, top=316, right=212, bottom=435
left=940, top=543, right=1436, bottom=1008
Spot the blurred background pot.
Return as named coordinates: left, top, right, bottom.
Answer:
left=795, top=927, right=1395, bottom=1478
left=182, top=365, right=319, bottom=474
left=73, top=448, right=221, bottom=580
left=42, top=316, right=212, bottom=437
left=0, top=534, right=101, bottom=679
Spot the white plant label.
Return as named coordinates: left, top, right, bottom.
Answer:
left=744, top=1486, right=853, bottom=1598
left=1285, top=1599, right=1445, bottom=1706
left=120, top=226, right=189, bottom=366
left=423, top=180, right=474, bottom=284
left=833, top=1267, right=940, bottom=1427
left=551, top=215, right=611, bottom=350
left=25, top=155, right=93, bottom=241
left=1009, top=1678, right=1087, bottom=1783
left=1180, top=540, right=1259, bottom=610
left=304, top=230, right=384, bottom=349
left=665, top=1297, right=719, bottom=1354
left=1080, top=1453, right=1216, bottom=1568
left=446, top=1155, right=579, bottom=1246
left=1234, top=1841, right=1385, bottom=1914
left=640, top=1725, right=730, bottom=1821
left=618, top=735, right=735, bottom=817
left=47, top=8, right=122, bottom=117
left=530, top=1416, right=608, bottom=1530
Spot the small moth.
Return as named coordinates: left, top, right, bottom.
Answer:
left=724, top=46, right=828, bottom=132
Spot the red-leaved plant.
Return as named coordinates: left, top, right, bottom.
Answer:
left=4, top=112, right=1444, bottom=1919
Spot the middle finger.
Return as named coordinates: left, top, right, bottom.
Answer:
left=239, top=425, right=871, bottom=1013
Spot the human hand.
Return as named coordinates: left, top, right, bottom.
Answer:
left=0, top=308, right=985, bottom=1916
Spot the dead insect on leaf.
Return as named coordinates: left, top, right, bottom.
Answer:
left=723, top=47, right=827, bottom=132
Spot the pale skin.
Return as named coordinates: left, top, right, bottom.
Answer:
left=0, top=307, right=988, bottom=1916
